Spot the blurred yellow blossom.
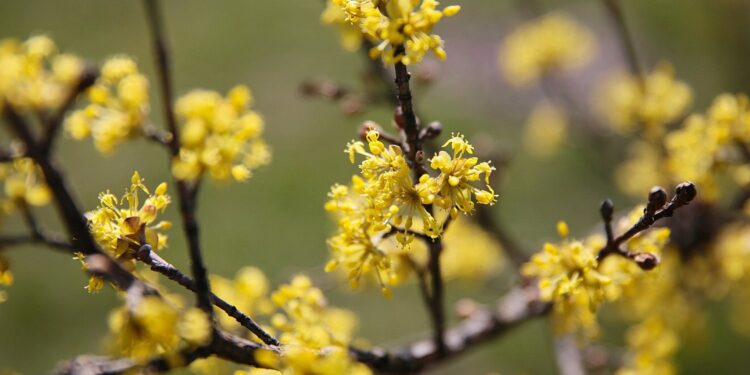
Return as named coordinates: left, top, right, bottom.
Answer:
left=599, top=62, right=692, bottom=138
left=172, top=85, right=271, bottom=182
left=65, top=56, right=149, bottom=154
left=499, top=12, right=596, bottom=87
left=523, top=101, right=569, bottom=158
left=0, top=157, right=51, bottom=214
left=0, top=35, right=84, bottom=111
left=210, top=266, right=275, bottom=331
left=333, top=0, right=461, bottom=64
left=322, top=0, right=365, bottom=52
left=107, top=294, right=210, bottom=362
left=86, top=171, right=171, bottom=265
left=265, top=275, right=371, bottom=375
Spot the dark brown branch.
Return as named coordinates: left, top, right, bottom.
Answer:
left=2, top=103, right=146, bottom=292
left=135, top=245, right=280, bottom=346
left=602, top=0, right=645, bottom=83
left=426, top=239, right=446, bottom=357
left=393, top=47, right=421, bottom=167
left=597, top=182, right=696, bottom=262
left=39, top=65, right=98, bottom=156
left=351, top=285, right=551, bottom=373
left=142, top=0, right=214, bottom=318
left=54, top=329, right=272, bottom=375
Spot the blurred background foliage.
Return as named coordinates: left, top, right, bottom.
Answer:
left=1, top=0, right=750, bottom=373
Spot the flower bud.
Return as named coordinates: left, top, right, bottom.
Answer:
left=645, top=186, right=667, bottom=216
left=675, top=181, right=697, bottom=203
left=632, top=252, right=659, bottom=271
left=419, top=121, right=442, bottom=140
left=599, top=199, right=614, bottom=222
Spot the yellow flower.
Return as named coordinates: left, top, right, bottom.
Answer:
left=0, top=35, right=84, bottom=111
left=0, top=157, right=51, bottom=213
left=599, top=62, right=692, bottom=138
left=108, top=295, right=182, bottom=362
left=334, top=0, right=460, bottom=64
left=65, top=56, right=149, bottom=154
left=178, top=308, right=212, bottom=346
left=172, top=85, right=271, bottom=182
left=322, top=0, right=366, bottom=52
left=266, top=275, right=371, bottom=374
left=499, top=12, right=596, bottom=87
left=522, top=217, right=668, bottom=339
left=86, top=171, right=171, bottom=263
left=417, top=133, right=496, bottom=217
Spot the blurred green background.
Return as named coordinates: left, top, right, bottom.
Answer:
left=1, top=0, right=750, bottom=374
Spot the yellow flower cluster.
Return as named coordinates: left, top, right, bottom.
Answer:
left=195, top=272, right=368, bottom=375
left=499, top=12, right=596, bottom=87
left=523, top=101, right=569, bottom=158
left=333, top=0, right=461, bottom=64
left=523, top=215, right=670, bottom=339
left=252, top=275, right=370, bottom=374
left=0, top=157, right=52, bottom=214
left=65, top=56, right=149, bottom=154
left=613, top=251, right=688, bottom=375
left=172, top=85, right=271, bottom=182
left=210, top=266, right=275, bottom=331
left=615, top=141, right=668, bottom=198
left=325, top=130, right=494, bottom=295
left=599, top=63, right=692, bottom=138
left=321, top=0, right=365, bottom=52
left=0, top=35, right=84, bottom=111
left=0, top=255, right=12, bottom=303
left=108, top=295, right=211, bottom=362
left=664, top=93, right=750, bottom=201
left=86, top=171, right=171, bottom=272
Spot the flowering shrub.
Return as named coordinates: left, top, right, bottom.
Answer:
left=1, top=1, right=750, bottom=374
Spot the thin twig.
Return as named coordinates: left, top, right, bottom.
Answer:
left=602, top=0, right=645, bottom=84
left=350, top=285, right=551, bottom=373
left=142, top=0, right=214, bottom=318
left=54, top=328, right=275, bottom=375
left=597, top=182, right=696, bottom=261
left=135, top=245, right=280, bottom=346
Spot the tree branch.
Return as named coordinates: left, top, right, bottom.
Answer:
left=351, top=285, right=551, bottom=373
left=135, top=245, right=280, bottom=346
left=142, top=0, right=215, bottom=319
left=602, top=0, right=645, bottom=84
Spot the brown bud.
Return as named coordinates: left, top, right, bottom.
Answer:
left=645, top=186, right=667, bottom=216
left=675, top=181, right=697, bottom=203
left=340, top=96, right=363, bottom=116
left=632, top=252, right=659, bottom=270
left=600, top=199, right=614, bottom=222
left=415, top=150, right=425, bottom=164
left=359, top=121, right=382, bottom=140
left=419, top=121, right=442, bottom=140
left=393, top=106, right=406, bottom=130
